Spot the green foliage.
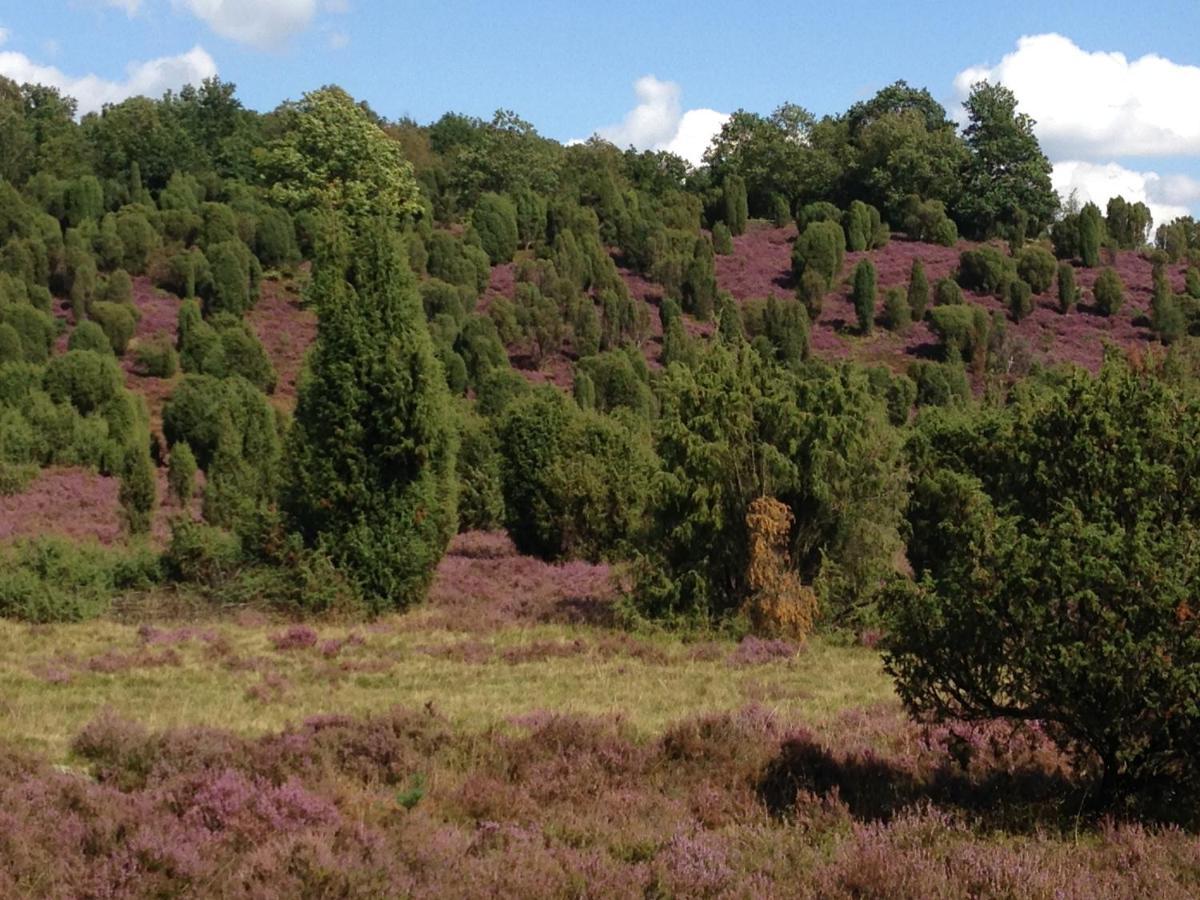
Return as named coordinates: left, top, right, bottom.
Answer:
left=496, top=387, right=657, bottom=561
left=204, top=240, right=256, bottom=317
left=1188, top=268, right=1200, bottom=300
left=575, top=349, right=654, bottom=418
left=796, top=268, right=826, bottom=320
left=908, top=358, right=970, bottom=407
left=0, top=537, right=160, bottom=623
left=131, top=334, right=179, bottom=378
left=1079, top=202, right=1104, bottom=268
left=903, top=196, right=958, bottom=246
left=0, top=322, right=21, bottom=363
left=639, top=344, right=905, bottom=625
left=88, top=301, right=137, bottom=355
left=1093, top=267, right=1124, bottom=317
left=884, top=286, right=912, bottom=333
left=741, top=297, right=810, bottom=367
left=1057, top=262, right=1078, bottom=313
left=284, top=226, right=458, bottom=611
left=114, top=207, right=159, bottom=274
left=722, top=174, right=748, bottom=236
left=1007, top=278, right=1033, bottom=322
left=259, top=86, right=422, bottom=222
left=844, top=200, right=887, bottom=251
left=711, top=221, right=734, bottom=255
left=43, top=349, right=124, bottom=415
left=162, top=374, right=278, bottom=476
left=927, top=304, right=990, bottom=367
left=791, top=221, right=845, bottom=290
left=118, top=442, right=156, bottom=535
left=168, top=441, right=197, bottom=505
left=1106, top=196, right=1153, bottom=250
left=886, top=359, right=1200, bottom=799
left=64, top=175, right=103, bottom=227
left=1015, top=244, right=1056, bottom=293
left=956, top=245, right=1012, bottom=296
left=254, top=207, right=299, bottom=268
left=852, top=259, right=877, bottom=334
left=67, top=320, right=112, bottom=356
left=1150, top=266, right=1185, bottom=345
left=0, top=303, right=54, bottom=363
left=934, top=277, right=964, bottom=307
left=96, top=268, right=133, bottom=305
left=455, top=407, right=505, bottom=531
left=907, top=258, right=930, bottom=321
left=471, top=193, right=519, bottom=264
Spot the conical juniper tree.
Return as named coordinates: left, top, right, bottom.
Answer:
left=284, top=221, right=458, bottom=610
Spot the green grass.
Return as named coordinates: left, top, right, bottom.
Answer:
left=0, top=615, right=894, bottom=763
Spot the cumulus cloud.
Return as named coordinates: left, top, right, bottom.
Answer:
left=1051, top=160, right=1200, bottom=228
left=177, top=0, right=316, bottom=49
left=955, top=33, right=1200, bottom=159
left=0, top=45, right=217, bottom=116
left=596, top=76, right=728, bottom=167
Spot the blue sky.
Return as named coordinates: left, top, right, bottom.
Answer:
left=2, top=1, right=1199, bottom=219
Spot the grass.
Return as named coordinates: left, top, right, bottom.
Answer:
left=0, top=615, right=894, bottom=763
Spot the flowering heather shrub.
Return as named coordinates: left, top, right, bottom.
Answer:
left=270, top=624, right=319, bottom=651
left=728, top=635, right=800, bottom=666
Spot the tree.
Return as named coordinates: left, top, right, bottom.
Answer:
left=283, top=223, right=458, bottom=610
left=792, top=221, right=845, bottom=289
left=1079, top=202, right=1103, bottom=268
left=885, top=358, right=1200, bottom=801
left=1057, top=262, right=1078, bottom=313
left=956, top=81, right=1058, bottom=239
left=722, top=174, right=748, bottom=236
left=1093, top=267, right=1124, bottom=316
left=852, top=258, right=877, bottom=334
left=259, top=86, right=422, bottom=223
left=1106, top=196, right=1153, bottom=250
left=471, top=192, right=519, bottom=264
left=908, top=258, right=929, bottom=321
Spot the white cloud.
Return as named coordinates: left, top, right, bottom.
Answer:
left=328, top=30, right=349, bottom=50
left=955, top=33, right=1200, bottom=159
left=596, top=75, right=728, bottom=167
left=0, top=28, right=9, bottom=47
left=1052, top=160, right=1200, bottom=227
left=0, top=45, right=217, bottom=116
left=323, top=0, right=350, bottom=12
left=178, top=0, right=316, bottom=49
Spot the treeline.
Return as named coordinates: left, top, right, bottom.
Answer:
left=0, top=74, right=1198, bottom=807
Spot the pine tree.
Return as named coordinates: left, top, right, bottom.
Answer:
left=722, top=175, right=748, bottom=236
left=907, top=258, right=929, bottom=321
left=284, top=222, right=459, bottom=610
left=853, top=259, right=877, bottom=334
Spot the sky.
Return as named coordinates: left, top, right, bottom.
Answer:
left=2, top=1, right=1199, bottom=223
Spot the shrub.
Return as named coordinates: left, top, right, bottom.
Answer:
left=908, top=359, right=970, bottom=407
left=98, top=268, right=134, bottom=305
left=795, top=201, right=840, bottom=231
left=886, top=358, right=1200, bottom=801
left=1187, top=267, right=1200, bottom=300
left=162, top=518, right=242, bottom=585
left=204, top=240, right=255, bottom=316
left=0, top=322, right=25, bottom=363
left=254, top=207, right=299, bottom=268
left=283, top=226, right=457, bottom=610
left=88, top=301, right=137, bottom=355
left=794, top=268, right=826, bottom=321
left=934, top=277, right=964, bottom=307
left=496, top=388, right=657, bottom=561
left=471, top=193, right=519, bottom=265
left=852, top=258, right=877, bottom=334
left=883, top=286, right=911, bottom=333
left=118, top=443, right=156, bottom=535
left=0, top=460, right=37, bottom=495
left=455, top=407, right=505, bottom=531
left=168, top=441, right=197, bottom=505
left=64, top=175, right=103, bottom=227
left=114, top=207, right=160, bottom=274
left=158, top=248, right=211, bottom=299
left=131, top=334, right=179, bottom=378
left=214, top=319, right=276, bottom=393
left=1093, top=267, right=1125, bottom=316
left=43, top=350, right=124, bottom=416
left=844, top=200, right=883, bottom=252
left=711, top=221, right=734, bottom=255
left=956, top=246, right=1012, bottom=295
left=575, top=349, right=654, bottom=418
left=903, top=196, right=957, bottom=246
left=1057, top=262, right=1078, bottom=313
left=907, top=258, right=929, bottom=321
left=67, top=320, right=113, bottom=355
left=1079, top=202, right=1103, bottom=267
left=0, top=304, right=54, bottom=363
left=1016, top=244, right=1056, bottom=293
left=722, top=175, right=748, bottom=236
left=1008, top=278, right=1033, bottom=322
left=927, top=305, right=990, bottom=366
left=791, top=221, right=845, bottom=290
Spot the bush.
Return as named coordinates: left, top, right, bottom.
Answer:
left=0, top=460, right=37, bottom=495
left=886, top=358, right=1200, bottom=801
left=0, top=322, right=25, bottom=363
left=927, top=305, right=990, bottom=365
left=791, top=221, right=845, bottom=290
left=722, top=175, right=748, bottom=236
left=168, top=441, right=197, bottom=505
left=575, top=349, right=654, bottom=418
left=203, top=241, right=256, bottom=317
left=0, top=303, right=54, bottom=363
left=794, top=201, right=840, bottom=231
left=852, top=258, right=877, bottom=334
left=455, top=408, right=505, bottom=531
left=163, top=518, right=242, bottom=586
left=1008, top=278, right=1033, bottom=322
left=67, top=320, right=113, bottom=355
left=1016, top=245, right=1056, bottom=293
left=1093, top=267, right=1125, bottom=316
left=420, top=278, right=468, bottom=325
left=158, top=248, right=211, bottom=299
left=214, top=319, right=276, bottom=393
left=88, top=301, right=137, bottom=355
left=844, top=200, right=886, bottom=252
left=1187, top=267, right=1200, bottom=300
left=711, top=222, right=734, bottom=255
left=883, top=286, right=911, bottom=334
left=1079, top=202, right=1103, bottom=267
left=471, top=193, right=519, bottom=265
left=118, top=443, right=156, bottom=535
left=796, top=269, right=826, bottom=320
left=43, top=350, right=124, bottom=416
left=1057, top=262, right=1078, bottom=313
left=908, top=359, right=970, bottom=407
left=903, top=196, right=957, bottom=246
left=254, top=207, right=299, bottom=268
left=114, top=208, right=159, bottom=274
left=497, top=388, right=657, bottom=561
left=131, top=334, right=178, bottom=378
left=934, top=277, right=964, bottom=307
left=957, top=246, right=1012, bottom=296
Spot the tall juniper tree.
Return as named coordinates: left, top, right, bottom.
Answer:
left=283, top=221, right=458, bottom=610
